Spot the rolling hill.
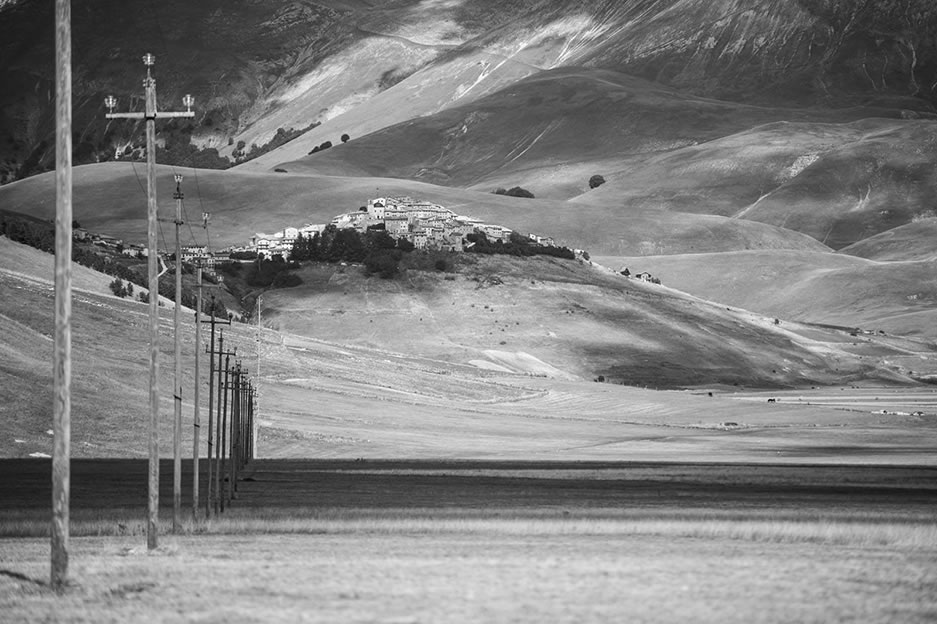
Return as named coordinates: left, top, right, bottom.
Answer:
left=5, top=234, right=935, bottom=463
left=0, top=161, right=828, bottom=256
left=594, top=249, right=937, bottom=341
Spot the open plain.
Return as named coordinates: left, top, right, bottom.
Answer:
left=2, top=459, right=937, bottom=623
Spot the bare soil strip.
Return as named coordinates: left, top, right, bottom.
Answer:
left=2, top=459, right=935, bottom=523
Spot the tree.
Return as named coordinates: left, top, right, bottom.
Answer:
left=341, top=133, right=350, bottom=143
left=589, top=175, right=606, bottom=189
left=109, top=278, right=127, bottom=297
left=363, top=249, right=402, bottom=279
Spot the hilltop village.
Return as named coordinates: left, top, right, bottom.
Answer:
left=168, top=196, right=670, bottom=287
left=249, top=196, right=558, bottom=260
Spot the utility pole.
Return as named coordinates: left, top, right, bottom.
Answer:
left=105, top=54, right=194, bottom=550
left=191, top=211, right=212, bottom=521
left=192, top=264, right=201, bottom=522
left=255, top=294, right=262, bottom=459
left=229, top=363, right=240, bottom=501
left=230, top=363, right=248, bottom=498
left=51, top=0, right=72, bottom=592
left=171, top=174, right=184, bottom=533
left=219, top=350, right=231, bottom=512
left=202, top=295, right=230, bottom=519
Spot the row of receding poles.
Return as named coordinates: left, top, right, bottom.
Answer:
left=103, top=55, right=258, bottom=543
left=203, top=309, right=257, bottom=517
left=49, top=11, right=259, bottom=583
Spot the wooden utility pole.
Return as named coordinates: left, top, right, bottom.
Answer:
left=229, top=363, right=240, bottom=501
left=105, top=55, right=194, bottom=549
left=171, top=174, right=184, bottom=533
left=202, top=296, right=229, bottom=518
left=219, top=350, right=231, bottom=512
left=51, top=0, right=72, bottom=592
left=255, top=294, right=262, bottom=459
left=192, top=265, right=201, bottom=521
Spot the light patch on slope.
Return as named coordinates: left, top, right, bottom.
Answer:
left=480, top=350, right=578, bottom=380
left=275, top=58, right=355, bottom=106
left=452, top=15, right=613, bottom=101
left=787, top=153, right=819, bottom=179
left=392, top=17, right=465, bottom=46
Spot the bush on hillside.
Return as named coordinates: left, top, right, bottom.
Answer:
left=465, top=231, right=574, bottom=259
left=363, top=248, right=402, bottom=279
left=494, top=186, right=535, bottom=198
left=109, top=278, right=128, bottom=298
left=589, top=174, right=606, bottom=189
left=245, top=256, right=299, bottom=288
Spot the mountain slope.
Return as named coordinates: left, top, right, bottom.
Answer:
left=259, top=253, right=915, bottom=388
left=595, top=250, right=937, bottom=340
left=3, top=0, right=935, bottom=182
left=838, top=219, right=937, bottom=262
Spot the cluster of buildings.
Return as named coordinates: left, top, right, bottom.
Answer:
left=244, top=196, right=557, bottom=260
left=74, top=228, right=148, bottom=258
left=73, top=196, right=565, bottom=277
left=179, top=245, right=231, bottom=276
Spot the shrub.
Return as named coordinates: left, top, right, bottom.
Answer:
left=109, top=278, right=127, bottom=297
left=505, top=186, right=534, bottom=198
left=363, top=248, right=402, bottom=279
left=272, top=272, right=302, bottom=288
left=589, top=174, right=606, bottom=189
left=341, top=133, right=350, bottom=143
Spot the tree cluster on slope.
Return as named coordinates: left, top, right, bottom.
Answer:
left=289, top=224, right=414, bottom=279
left=493, top=186, right=535, bottom=198
left=465, top=231, right=575, bottom=259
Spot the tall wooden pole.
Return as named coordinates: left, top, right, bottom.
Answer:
left=205, top=296, right=216, bottom=519
left=219, top=351, right=230, bottom=512
left=144, top=56, right=161, bottom=549
left=255, top=295, right=261, bottom=459
left=172, top=175, right=184, bottom=533
left=229, top=364, right=238, bottom=499
left=192, top=266, right=202, bottom=521
left=105, top=54, right=194, bottom=550
left=51, top=0, right=72, bottom=591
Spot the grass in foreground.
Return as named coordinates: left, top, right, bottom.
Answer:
left=3, top=506, right=935, bottom=549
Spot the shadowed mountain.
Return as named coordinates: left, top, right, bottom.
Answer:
left=3, top=0, right=935, bottom=182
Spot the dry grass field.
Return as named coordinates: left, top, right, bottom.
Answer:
left=1, top=460, right=936, bottom=623
left=3, top=531, right=936, bottom=623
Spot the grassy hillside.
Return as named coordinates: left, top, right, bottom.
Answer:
left=5, top=234, right=936, bottom=461
left=0, top=162, right=827, bottom=256
left=839, top=219, right=937, bottom=262
left=594, top=250, right=937, bottom=342
left=261, top=254, right=918, bottom=387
